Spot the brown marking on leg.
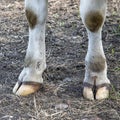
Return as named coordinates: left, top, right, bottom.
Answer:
left=24, top=56, right=43, bottom=71
left=25, top=9, right=37, bottom=29
left=85, top=11, right=103, bottom=32
left=36, top=61, right=42, bottom=70
left=24, top=56, right=34, bottom=67
left=86, top=55, right=106, bottom=72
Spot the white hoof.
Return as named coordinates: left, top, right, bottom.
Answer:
left=96, top=86, right=109, bottom=100
left=83, top=87, right=94, bottom=100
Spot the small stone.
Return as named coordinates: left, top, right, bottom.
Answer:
left=63, top=77, right=72, bottom=82
left=0, top=52, right=4, bottom=60
left=55, top=103, right=68, bottom=110
left=82, top=116, right=102, bottom=120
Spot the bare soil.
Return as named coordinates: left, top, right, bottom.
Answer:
left=0, top=0, right=120, bottom=120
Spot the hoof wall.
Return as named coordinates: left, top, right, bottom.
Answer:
left=83, top=83, right=110, bottom=100
left=83, top=87, right=94, bottom=100
left=96, top=86, right=109, bottom=100
left=13, top=81, right=42, bottom=96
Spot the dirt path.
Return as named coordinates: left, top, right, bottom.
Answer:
left=0, top=0, right=120, bottom=120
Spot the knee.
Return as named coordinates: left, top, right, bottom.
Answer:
left=25, top=0, right=48, bottom=29
left=84, top=11, right=104, bottom=32
left=25, top=9, right=37, bottom=29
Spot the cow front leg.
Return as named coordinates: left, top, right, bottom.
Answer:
left=13, top=0, right=48, bottom=96
left=80, top=0, right=110, bottom=100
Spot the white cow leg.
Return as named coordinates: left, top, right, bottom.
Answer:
left=80, top=0, right=110, bottom=100
left=13, top=0, right=48, bottom=96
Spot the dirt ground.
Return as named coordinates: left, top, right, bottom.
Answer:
left=0, top=0, right=120, bottom=120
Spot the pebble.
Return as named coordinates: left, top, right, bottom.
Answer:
left=0, top=52, right=4, bottom=60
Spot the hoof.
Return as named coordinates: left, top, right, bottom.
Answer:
left=83, top=87, right=94, bottom=100
left=13, top=81, right=42, bottom=96
left=96, top=86, right=109, bottom=100
left=83, top=82, right=110, bottom=100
